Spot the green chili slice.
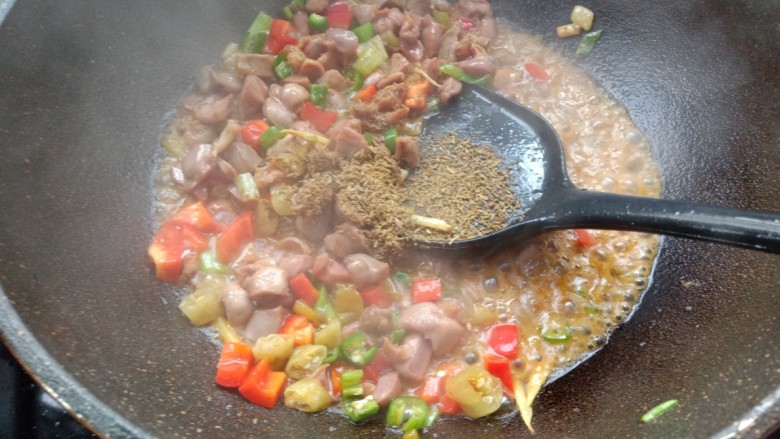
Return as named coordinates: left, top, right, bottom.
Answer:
left=343, top=396, right=380, bottom=423
left=439, top=63, right=465, bottom=79
left=390, top=328, right=406, bottom=345
left=540, top=319, right=572, bottom=344
left=339, top=331, right=377, bottom=366
left=274, top=60, right=292, bottom=79
left=352, top=22, right=375, bottom=43
left=393, top=272, right=412, bottom=288
left=576, top=29, right=603, bottom=59
left=323, top=347, right=340, bottom=364
left=314, top=285, right=338, bottom=322
left=346, top=68, right=364, bottom=92
left=260, top=125, right=285, bottom=149
left=383, top=127, right=398, bottom=153
left=240, top=11, right=273, bottom=53
left=234, top=172, right=260, bottom=202
left=386, top=397, right=431, bottom=433
left=308, top=13, right=329, bottom=33
left=641, top=399, right=679, bottom=423
left=363, top=132, right=374, bottom=144
left=341, top=369, right=364, bottom=397
left=198, top=251, right=229, bottom=275
left=310, top=83, right=328, bottom=108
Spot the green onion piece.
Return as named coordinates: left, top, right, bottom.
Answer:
left=576, top=29, right=603, bottom=59
left=343, top=396, right=380, bottom=423
left=385, top=397, right=431, bottom=433
left=540, top=320, right=572, bottom=344
left=431, top=10, right=451, bottom=28
left=439, top=63, right=465, bottom=79
left=339, top=332, right=378, bottom=366
left=363, top=132, right=374, bottom=144
left=353, top=35, right=389, bottom=77
left=198, top=251, right=229, bottom=275
left=393, top=272, right=412, bottom=288
left=383, top=127, right=398, bottom=153
left=282, top=5, right=294, bottom=19
left=240, top=11, right=273, bottom=53
left=260, top=125, right=285, bottom=149
left=390, top=328, right=406, bottom=345
left=380, top=30, right=400, bottom=51
left=308, top=13, right=329, bottom=33
left=345, top=68, right=364, bottom=92
left=641, top=399, right=679, bottom=423
left=461, top=73, right=492, bottom=86
left=584, top=303, right=601, bottom=314
left=310, top=83, right=328, bottom=107
left=234, top=172, right=260, bottom=202
left=352, top=22, right=375, bottom=43
left=274, top=60, right=292, bottom=79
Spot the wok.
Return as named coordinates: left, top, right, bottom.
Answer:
left=0, top=0, right=778, bottom=437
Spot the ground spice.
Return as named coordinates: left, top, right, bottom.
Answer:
left=406, top=133, right=521, bottom=242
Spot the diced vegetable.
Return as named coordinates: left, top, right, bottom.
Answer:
left=215, top=318, right=243, bottom=344
left=147, top=223, right=185, bottom=283
left=641, top=399, right=679, bottom=423
left=171, top=201, right=217, bottom=233
left=405, top=81, right=430, bottom=110
left=487, top=322, right=519, bottom=359
left=332, top=284, right=364, bottom=313
left=293, top=300, right=323, bottom=326
left=556, top=23, right=582, bottom=38
left=359, top=283, right=392, bottom=308
left=362, top=350, right=390, bottom=382
left=379, top=30, right=400, bottom=51
left=343, top=395, right=380, bottom=423
left=178, top=278, right=224, bottom=326
left=260, top=124, right=285, bottom=149
left=329, top=363, right=353, bottom=396
left=285, top=344, right=328, bottom=380
left=284, top=377, right=333, bottom=412
left=162, top=132, right=186, bottom=158
left=383, top=127, right=398, bottom=153
left=445, top=365, right=503, bottom=418
left=483, top=354, right=514, bottom=391
left=254, top=199, right=280, bottom=237
left=390, top=328, right=405, bottom=344
left=470, top=302, right=499, bottom=327
left=345, top=67, right=364, bottom=92
left=393, top=272, right=412, bottom=289
left=540, top=316, right=572, bottom=344
left=279, top=314, right=316, bottom=346
left=289, top=273, right=321, bottom=306
left=386, top=397, right=431, bottom=433
left=215, top=342, right=255, bottom=388
left=273, top=51, right=293, bottom=79
left=339, top=331, right=377, bottom=367
left=412, top=277, right=442, bottom=303
left=524, top=62, right=550, bottom=81
left=269, top=183, right=296, bottom=216
left=216, top=212, right=255, bottom=264
left=241, top=119, right=269, bottom=149
left=314, top=318, right=342, bottom=349
left=198, top=250, right=229, bottom=275
left=340, top=369, right=364, bottom=398
left=234, top=172, right=260, bottom=202
left=308, top=13, right=329, bottom=33
left=326, top=1, right=352, bottom=29
left=266, top=19, right=298, bottom=54
left=354, top=83, right=377, bottom=102
left=571, top=5, right=595, bottom=31
left=252, top=333, right=295, bottom=370
left=352, top=22, right=375, bottom=43
left=300, top=101, right=339, bottom=133
left=238, top=359, right=287, bottom=408
left=574, top=229, right=597, bottom=248
left=353, top=35, right=389, bottom=77
left=324, top=347, right=340, bottom=364
left=438, top=63, right=492, bottom=86
left=310, top=83, right=328, bottom=107
left=240, top=11, right=273, bottom=53
left=575, top=29, right=602, bottom=59
left=314, top=288, right=339, bottom=322
left=431, top=10, right=451, bottom=29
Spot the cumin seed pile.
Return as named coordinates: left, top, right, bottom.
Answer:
left=406, top=133, right=521, bottom=242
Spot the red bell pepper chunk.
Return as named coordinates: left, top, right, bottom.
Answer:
left=524, top=62, right=550, bottom=81
left=170, top=201, right=217, bottom=233
left=265, top=19, right=298, bottom=55
left=487, top=323, right=519, bottom=359
left=216, top=342, right=255, bottom=388
left=354, top=84, right=377, bottom=102
left=216, top=212, right=255, bottom=264
left=362, top=350, right=390, bottom=382
left=417, top=374, right=444, bottom=404
left=266, top=35, right=298, bottom=55
left=412, top=277, right=442, bottom=304
left=483, top=354, right=514, bottom=392
left=437, top=392, right=462, bottom=415
left=359, top=284, right=392, bottom=308
left=417, top=360, right=465, bottom=408
left=279, top=314, right=315, bottom=346
left=459, top=17, right=476, bottom=31
left=269, top=19, right=292, bottom=37
left=329, top=363, right=354, bottom=397
left=289, top=273, right=321, bottom=307
left=147, top=223, right=185, bottom=283
left=326, top=1, right=353, bottom=29
left=238, top=359, right=287, bottom=408
left=241, top=119, right=270, bottom=149
left=574, top=229, right=597, bottom=248
left=300, top=101, right=339, bottom=133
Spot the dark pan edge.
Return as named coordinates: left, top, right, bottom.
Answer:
left=0, top=288, right=153, bottom=439
left=712, top=386, right=780, bottom=439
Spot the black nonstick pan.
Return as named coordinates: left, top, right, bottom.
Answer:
left=0, top=0, right=778, bottom=437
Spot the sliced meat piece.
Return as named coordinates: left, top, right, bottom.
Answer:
left=195, top=66, right=218, bottom=95
left=453, top=34, right=491, bottom=61
left=244, top=266, right=291, bottom=307
left=363, top=71, right=384, bottom=87
left=325, top=28, right=360, bottom=56
left=398, top=302, right=466, bottom=356
left=437, top=298, right=467, bottom=325
left=438, top=76, right=462, bottom=104
left=222, top=282, right=254, bottom=328
left=299, top=58, right=325, bottom=81
left=212, top=70, right=243, bottom=93
left=278, top=254, right=315, bottom=279
left=400, top=40, right=424, bottom=63
left=292, top=11, right=309, bottom=36
left=376, top=71, right=405, bottom=89
left=373, top=7, right=404, bottom=34
left=282, top=74, right=312, bottom=89
left=394, top=136, right=420, bottom=168
left=311, top=253, right=352, bottom=284
left=383, top=334, right=432, bottom=384
left=399, top=12, right=420, bottom=43
left=195, top=94, right=233, bottom=125
left=302, top=35, right=334, bottom=59
left=437, top=25, right=461, bottom=61
left=263, top=96, right=296, bottom=127
left=458, top=56, right=496, bottom=77
left=374, top=82, right=407, bottom=111
left=181, top=143, right=215, bottom=186
left=454, top=0, right=493, bottom=19
left=320, top=69, right=350, bottom=91
left=343, top=254, right=390, bottom=289
left=421, top=57, right=441, bottom=81
left=279, top=83, right=310, bottom=112
left=221, top=142, right=261, bottom=175
left=295, top=211, right=333, bottom=242
left=324, top=223, right=370, bottom=260
left=359, top=305, right=394, bottom=336
left=421, top=15, right=444, bottom=58
left=407, top=0, right=431, bottom=15
left=373, top=371, right=402, bottom=406
left=353, top=3, right=378, bottom=24
left=254, top=162, right=287, bottom=190
left=327, top=124, right=367, bottom=159
left=212, top=120, right=242, bottom=155
left=181, top=119, right=217, bottom=147
left=492, top=67, right=522, bottom=91
left=478, top=16, right=496, bottom=41
left=243, top=306, right=289, bottom=343
left=389, top=53, right=412, bottom=75
left=236, top=54, right=276, bottom=77
left=277, top=237, right=312, bottom=255
left=305, top=0, right=329, bottom=14
left=238, top=75, right=269, bottom=120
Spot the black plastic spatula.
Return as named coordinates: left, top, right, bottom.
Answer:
left=413, top=85, right=780, bottom=254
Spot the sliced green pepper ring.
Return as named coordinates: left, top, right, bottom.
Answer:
left=540, top=318, right=572, bottom=344
left=383, top=127, right=398, bottom=153
left=343, top=396, right=380, bottom=423
left=339, top=331, right=378, bottom=366
left=385, top=396, right=431, bottom=433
